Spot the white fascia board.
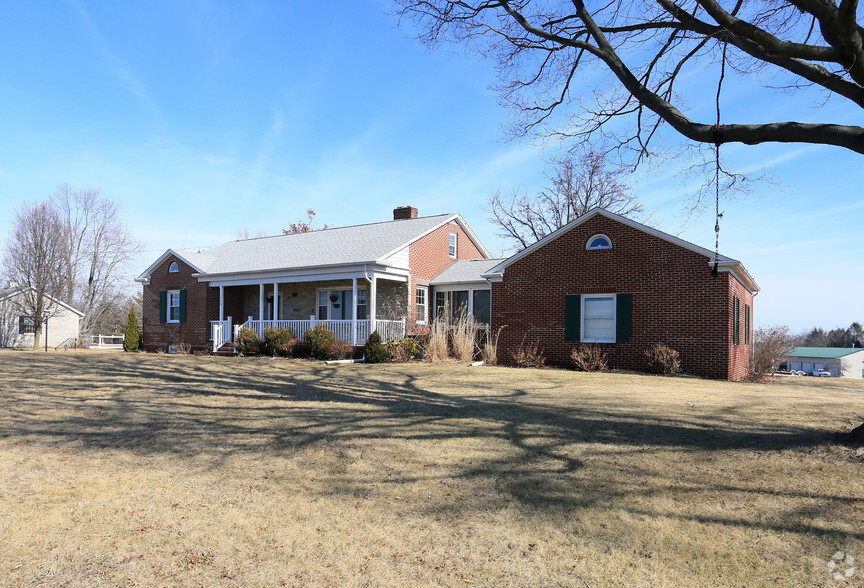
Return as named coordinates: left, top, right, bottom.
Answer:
left=431, top=281, right=492, bottom=291
left=0, top=288, right=84, bottom=317
left=199, top=263, right=409, bottom=287
left=488, top=208, right=737, bottom=276
left=377, top=214, right=492, bottom=262
left=135, top=249, right=205, bottom=283
left=714, top=261, right=760, bottom=294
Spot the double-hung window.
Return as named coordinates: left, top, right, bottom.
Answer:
left=565, top=293, right=632, bottom=343
left=448, top=232, right=457, bottom=258
left=582, top=295, right=616, bottom=343
left=416, top=286, right=428, bottom=324
left=167, top=290, right=181, bottom=323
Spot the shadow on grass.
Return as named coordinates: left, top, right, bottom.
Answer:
left=2, top=352, right=862, bottom=542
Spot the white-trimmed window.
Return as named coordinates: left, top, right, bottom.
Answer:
left=167, top=290, right=181, bottom=323
left=18, top=316, right=35, bottom=334
left=586, top=234, right=612, bottom=250
left=449, top=232, right=457, bottom=257
left=416, top=286, right=428, bottom=324
left=168, top=261, right=179, bottom=273
left=582, top=294, right=616, bottom=342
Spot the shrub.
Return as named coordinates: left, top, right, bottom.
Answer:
left=511, top=338, right=546, bottom=368
left=387, top=337, right=419, bottom=362
left=261, top=326, right=295, bottom=357
left=123, top=307, right=140, bottom=352
left=324, top=340, right=355, bottom=360
left=570, top=344, right=608, bottom=371
left=752, top=325, right=794, bottom=380
left=172, top=341, right=192, bottom=355
left=279, top=338, right=306, bottom=358
left=364, top=331, right=390, bottom=363
left=644, top=343, right=682, bottom=374
left=234, top=327, right=261, bottom=356
left=304, top=324, right=335, bottom=359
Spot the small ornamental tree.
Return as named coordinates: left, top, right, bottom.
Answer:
left=123, top=307, right=140, bottom=352
left=364, top=331, right=389, bottom=364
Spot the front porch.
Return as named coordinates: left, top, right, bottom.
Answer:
left=207, top=274, right=409, bottom=352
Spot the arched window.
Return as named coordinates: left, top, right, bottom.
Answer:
left=168, top=261, right=179, bottom=273
left=586, top=234, right=612, bottom=250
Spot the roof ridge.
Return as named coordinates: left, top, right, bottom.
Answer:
left=223, top=213, right=456, bottom=245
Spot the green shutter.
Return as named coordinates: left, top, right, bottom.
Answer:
left=745, top=304, right=751, bottom=344
left=179, top=290, right=187, bottom=323
left=616, top=293, right=632, bottom=343
left=159, top=291, right=167, bottom=323
left=733, top=296, right=740, bottom=345
left=565, top=294, right=581, bottom=342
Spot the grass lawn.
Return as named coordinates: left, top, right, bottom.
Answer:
left=1, top=351, right=862, bottom=587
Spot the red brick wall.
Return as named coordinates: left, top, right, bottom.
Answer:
left=491, top=215, right=755, bottom=380
left=142, top=255, right=214, bottom=352
left=408, top=221, right=485, bottom=332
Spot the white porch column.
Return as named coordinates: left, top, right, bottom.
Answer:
left=352, top=277, right=358, bottom=345
left=218, top=285, right=225, bottom=322
left=369, top=274, right=377, bottom=334
left=272, top=283, right=279, bottom=321
left=258, top=284, right=265, bottom=334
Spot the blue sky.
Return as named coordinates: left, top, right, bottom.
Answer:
left=0, top=1, right=861, bottom=333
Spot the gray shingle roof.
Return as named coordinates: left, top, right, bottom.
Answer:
left=431, top=259, right=507, bottom=284
left=176, top=214, right=457, bottom=275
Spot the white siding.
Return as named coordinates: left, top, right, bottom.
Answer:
left=380, top=246, right=410, bottom=269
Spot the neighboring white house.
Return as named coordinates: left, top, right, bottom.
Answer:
left=781, top=347, right=864, bottom=379
left=0, top=285, right=84, bottom=348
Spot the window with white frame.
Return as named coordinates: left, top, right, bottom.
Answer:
left=435, top=291, right=447, bottom=319
left=586, top=234, right=612, bottom=250
left=167, top=290, right=181, bottom=323
left=18, top=316, right=35, bottom=334
left=168, top=261, right=179, bottom=272
left=582, top=295, right=616, bottom=342
left=416, top=286, right=428, bottom=324
left=448, top=232, right=457, bottom=257
left=317, top=288, right=367, bottom=320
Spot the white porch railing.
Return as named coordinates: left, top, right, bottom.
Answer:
left=86, top=334, right=124, bottom=350
left=233, top=317, right=406, bottom=346
left=210, top=317, right=233, bottom=352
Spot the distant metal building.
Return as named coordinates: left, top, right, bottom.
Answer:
left=782, top=347, right=864, bottom=379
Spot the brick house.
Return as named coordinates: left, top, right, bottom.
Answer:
left=135, top=207, right=490, bottom=353
left=481, top=209, right=759, bottom=380
left=136, top=207, right=758, bottom=380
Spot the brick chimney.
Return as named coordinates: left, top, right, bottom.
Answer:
left=393, top=206, right=418, bottom=220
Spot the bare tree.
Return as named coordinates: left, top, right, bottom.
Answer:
left=489, top=150, right=642, bottom=249
left=283, top=209, right=329, bottom=235
left=2, top=202, right=66, bottom=349
left=50, top=185, right=142, bottom=333
left=395, top=1, right=864, bottom=159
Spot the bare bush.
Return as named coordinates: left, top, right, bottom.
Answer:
left=511, top=338, right=546, bottom=368
left=752, top=325, right=794, bottom=379
left=644, top=343, right=681, bottom=375
left=570, top=345, right=608, bottom=372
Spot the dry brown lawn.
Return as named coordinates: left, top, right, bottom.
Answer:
left=0, top=350, right=862, bottom=587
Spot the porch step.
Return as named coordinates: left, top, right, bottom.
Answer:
left=214, top=342, right=237, bottom=355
